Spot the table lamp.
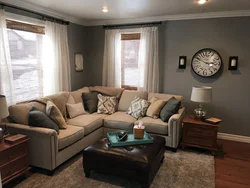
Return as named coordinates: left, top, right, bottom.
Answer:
left=190, top=86, right=212, bottom=119
left=0, top=95, right=9, bottom=139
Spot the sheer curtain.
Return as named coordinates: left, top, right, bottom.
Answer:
left=43, top=21, right=71, bottom=96
left=138, top=27, right=159, bottom=93
left=102, top=29, right=121, bottom=88
left=0, top=9, right=15, bottom=105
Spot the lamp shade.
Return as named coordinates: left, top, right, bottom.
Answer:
left=190, top=86, right=212, bottom=103
left=0, top=95, right=9, bottom=120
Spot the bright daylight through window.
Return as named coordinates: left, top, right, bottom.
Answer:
left=121, top=33, right=141, bottom=90
left=7, top=20, right=45, bottom=102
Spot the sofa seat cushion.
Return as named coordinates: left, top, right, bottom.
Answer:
left=135, top=117, right=168, bottom=135
left=104, top=111, right=136, bottom=130
left=58, top=125, right=85, bottom=150
left=66, top=113, right=107, bottom=135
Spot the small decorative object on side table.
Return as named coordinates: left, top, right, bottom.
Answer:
left=181, top=115, right=220, bottom=155
left=0, top=134, right=29, bottom=185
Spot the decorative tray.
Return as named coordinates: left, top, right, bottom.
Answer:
left=107, top=131, right=153, bottom=147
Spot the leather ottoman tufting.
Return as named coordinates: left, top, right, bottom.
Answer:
left=83, top=135, right=166, bottom=188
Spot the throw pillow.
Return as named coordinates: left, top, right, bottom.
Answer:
left=160, top=97, right=181, bottom=122
left=146, top=97, right=166, bottom=118
left=28, top=107, right=59, bottom=134
left=126, top=97, right=150, bottom=119
left=97, top=94, right=117, bottom=115
left=66, top=102, right=86, bottom=118
left=81, top=92, right=98, bottom=113
left=46, top=101, right=67, bottom=129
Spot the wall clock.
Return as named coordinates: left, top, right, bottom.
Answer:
left=191, top=48, right=222, bottom=77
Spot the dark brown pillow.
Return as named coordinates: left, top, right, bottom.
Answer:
left=28, top=107, right=59, bottom=134
left=81, top=92, right=98, bottom=113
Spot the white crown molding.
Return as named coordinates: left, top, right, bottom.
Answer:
left=85, top=10, right=250, bottom=26
left=218, top=132, right=250, bottom=144
left=0, top=0, right=87, bottom=25
left=1, top=0, right=250, bottom=26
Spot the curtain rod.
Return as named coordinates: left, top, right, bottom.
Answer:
left=0, top=2, right=69, bottom=25
left=103, top=21, right=162, bottom=29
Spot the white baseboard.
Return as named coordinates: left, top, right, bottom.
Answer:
left=218, top=133, right=250, bottom=144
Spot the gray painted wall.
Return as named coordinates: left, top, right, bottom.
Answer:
left=85, top=26, right=105, bottom=86
left=161, top=17, right=250, bottom=136
left=68, top=23, right=88, bottom=90
left=85, top=17, right=250, bottom=137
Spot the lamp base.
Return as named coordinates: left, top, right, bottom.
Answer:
left=194, top=104, right=206, bottom=120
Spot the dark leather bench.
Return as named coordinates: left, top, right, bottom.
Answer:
left=83, top=136, right=166, bottom=188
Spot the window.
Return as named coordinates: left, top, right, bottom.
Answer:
left=6, top=20, right=45, bottom=102
left=121, top=33, right=140, bottom=90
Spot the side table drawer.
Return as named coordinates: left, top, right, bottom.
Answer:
left=185, top=123, right=216, bottom=137
left=0, top=142, right=28, bottom=167
left=183, top=135, right=215, bottom=148
left=1, top=155, right=28, bottom=180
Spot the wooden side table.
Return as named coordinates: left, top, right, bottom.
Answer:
left=0, top=135, right=29, bottom=185
left=181, top=115, right=220, bottom=155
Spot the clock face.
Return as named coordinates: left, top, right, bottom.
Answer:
left=191, top=48, right=222, bottom=77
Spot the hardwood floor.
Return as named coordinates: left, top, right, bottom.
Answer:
left=215, top=139, right=250, bottom=188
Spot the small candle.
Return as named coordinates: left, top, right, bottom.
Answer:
left=180, top=58, right=185, bottom=65
left=231, top=59, right=236, bottom=67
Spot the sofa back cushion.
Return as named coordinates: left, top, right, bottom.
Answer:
left=45, top=92, right=70, bottom=118
left=9, top=102, right=46, bottom=125
left=89, top=86, right=124, bottom=99
left=148, top=93, right=183, bottom=105
left=118, top=90, right=148, bottom=111
left=70, top=87, right=89, bottom=103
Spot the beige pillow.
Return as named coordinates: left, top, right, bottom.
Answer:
left=46, top=101, right=67, bottom=129
left=66, top=102, right=86, bottom=118
left=146, top=98, right=166, bottom=118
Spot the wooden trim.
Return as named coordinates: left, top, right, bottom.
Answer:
left=218, top=133, right=250, bottom=144
left=121, top=33, right=140, bottom=40
left=6, top=20, right=45, bottom=35
left=122, top=85, right=137, bottom=90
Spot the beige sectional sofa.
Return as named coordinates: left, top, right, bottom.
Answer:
left=4, top=86, right=185, bottom=173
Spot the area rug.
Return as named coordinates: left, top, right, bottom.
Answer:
left=15, top=150, right=215, bottom=188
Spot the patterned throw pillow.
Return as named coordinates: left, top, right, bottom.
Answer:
left=97, top=94, right=117, bottom=114
left=127, top=97, right=150, bottom=119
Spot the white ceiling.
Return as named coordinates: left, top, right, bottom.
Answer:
left=3, top=0, right=250, bottom=25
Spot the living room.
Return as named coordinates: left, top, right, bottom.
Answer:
left=0, top=0, right=250, bottom=187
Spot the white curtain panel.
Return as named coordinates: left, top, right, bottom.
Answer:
left=138, top=27, right=159, bottom=93
left=43, top=21, right=71, bottom=96
left=0, top=9, right=16, bottom=105
left=102, top=29, right=121, bottom=88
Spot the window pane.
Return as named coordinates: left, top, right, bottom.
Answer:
left=7, top=29, right=44, bottom=102
left=121, top=39, right=140, bottom=87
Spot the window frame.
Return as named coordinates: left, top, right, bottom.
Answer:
left=6, top=19, right=45, bottom=103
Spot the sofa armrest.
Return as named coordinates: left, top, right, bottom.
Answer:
left=168, top=107, right=186, bottom=148
left=3, top=123, right=58, bottom=170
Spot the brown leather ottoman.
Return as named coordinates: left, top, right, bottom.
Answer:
left=83, top=135, right=166, bottom=188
